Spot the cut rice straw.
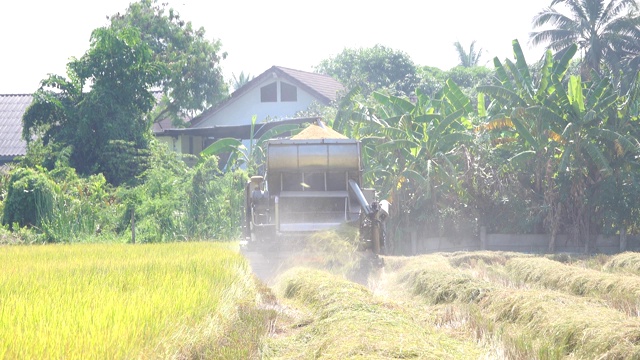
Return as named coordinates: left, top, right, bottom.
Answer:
left=506, top=257, right=640, bottom=315
left=264, top=267, right=483, bottom=359
left=388, top=254, right=640, bottom=359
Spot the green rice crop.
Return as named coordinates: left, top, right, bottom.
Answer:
left=0, top=242, right=254, bottom=359
left=266, top=267, right=483, bottom=359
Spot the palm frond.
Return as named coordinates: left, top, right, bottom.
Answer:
left=477, top=85, right=527, bottom=107
left=477, top=117, right=514, bottom=131
left=591, top=128, right=638, bottom=154
left=547, top=129, right=566, bottom=144
left=509, top=150, right=536, bottom=167
left=584, top=142, right=613, bottom=176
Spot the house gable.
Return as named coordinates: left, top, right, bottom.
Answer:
left=190, top=66, right=344, bottom=129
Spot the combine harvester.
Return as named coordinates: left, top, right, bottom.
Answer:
left=243, top=121, right=389, bottom=269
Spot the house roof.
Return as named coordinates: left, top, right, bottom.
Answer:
left=0, top=94, right=30, bottom=160
left=158, top=117, right=321, bottom=140
left=190, top=66, right=344, bottom=127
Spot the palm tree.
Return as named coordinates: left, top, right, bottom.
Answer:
left=230, top=71, right=253, bottom=91
left=453, top=41, right=483, bottom=67
left=530, top=0, right=640, bottom=76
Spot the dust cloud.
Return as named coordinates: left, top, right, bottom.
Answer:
left=240, top=231, right=383, bottom=286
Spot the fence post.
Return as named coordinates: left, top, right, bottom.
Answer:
left=480, top=226, right=487, bottom=250
left=131, top=208, right=136, bottom=244
left=620, top=227, right=627, bottom=253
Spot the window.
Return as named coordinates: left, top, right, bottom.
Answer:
left=260, top=82, right=277, bottom=102
left=281, top=82, right=297, bottom=102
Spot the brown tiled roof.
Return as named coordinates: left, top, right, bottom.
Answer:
left=274, top=66, right=345, bottom=103
left=190, top=66, right=344, bottom=127
left=0, top=94, right=30, bottom=159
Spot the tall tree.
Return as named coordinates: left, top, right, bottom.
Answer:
left=530, top=0, right=640, bottom=76
left=453, top=41, right=483, bottom=67
left=316, top=44, right=419, bottom=97
left=109, top=0, right=228, bottom=122
left=23, top=27, right=166, bottom=185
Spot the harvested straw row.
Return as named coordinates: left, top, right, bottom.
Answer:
left=482, top=288, right=640, bottom=359
left=506, top=257, right=640, bottom=314
left=392, top=254, right=640, bottom=358
left=604, top=252, right=640, bottom=275
left=391, top=255, right=496, bottom=304
left=445, top=251, right=530, bottom=268
left=266, top=267, right=483, bottom=359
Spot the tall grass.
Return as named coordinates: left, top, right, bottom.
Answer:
left=0, top=242, right=255, bottom=359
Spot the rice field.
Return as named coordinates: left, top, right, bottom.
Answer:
left=8, top=236, right=640, bottom=359
left=257, top=249, right=640, bottom=359
left=383, top=251, right=640, bottom=359
left=264, top=267, right=483, bottom=359
left=0, top=242, right=258, bottom=359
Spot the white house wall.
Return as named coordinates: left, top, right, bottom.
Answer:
left=194, top=78, right=318, bottom=128
left=155, top=134, right=203, bottom=155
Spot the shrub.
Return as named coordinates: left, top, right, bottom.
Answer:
left=2, top=167, right=58, bottom=230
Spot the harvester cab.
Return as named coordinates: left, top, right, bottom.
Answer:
left=243, top=121, right=389, bottom=258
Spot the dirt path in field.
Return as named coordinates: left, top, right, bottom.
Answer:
left=241, top=245, right=329, bottom=285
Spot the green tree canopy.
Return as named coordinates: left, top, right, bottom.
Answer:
left=23, top=26, right=166, bottom=185
left=315, top=44, right=419, bottom=97
left=109, top=0, right=228, bottom=122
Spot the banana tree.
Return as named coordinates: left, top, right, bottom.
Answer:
left=354, top=80, right=473, bottom=242
left=477, top=40, right=576, bottom=243
left=543, top=73, right=639, bottom=251
left=200, top=115, right=301, bottom=173
left=479, top=39, right=639, bottom=251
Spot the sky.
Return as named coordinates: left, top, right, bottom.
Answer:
left=1, top=0, right=554, bottom=94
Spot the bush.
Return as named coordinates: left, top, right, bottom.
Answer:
left=2, top=140, right=250, bottom=243
left=2, top=167, right=58, bottom=230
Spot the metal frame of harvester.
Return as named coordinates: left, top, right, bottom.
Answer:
left=243, top=134, right=389, bottom=256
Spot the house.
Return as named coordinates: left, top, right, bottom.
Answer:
left=153, top=66, right=345, bottom=155
left=0, top=94, right=30, bottom=167
left=0, top=66, right=344, bottom=166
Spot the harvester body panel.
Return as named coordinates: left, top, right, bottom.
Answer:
left=245, top=124, right=388, bottom=255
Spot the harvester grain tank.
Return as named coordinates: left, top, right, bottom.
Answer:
left=244, top=121, right=389, bottom=255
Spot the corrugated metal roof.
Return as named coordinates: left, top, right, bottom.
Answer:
left=0, top=94, right=30, bottom=158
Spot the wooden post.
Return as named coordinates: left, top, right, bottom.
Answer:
left=131, top=208, right=136, bottom=244
left=480, top=226, right=487, bottom=250
left=620, top=227, right=627, bottom=253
